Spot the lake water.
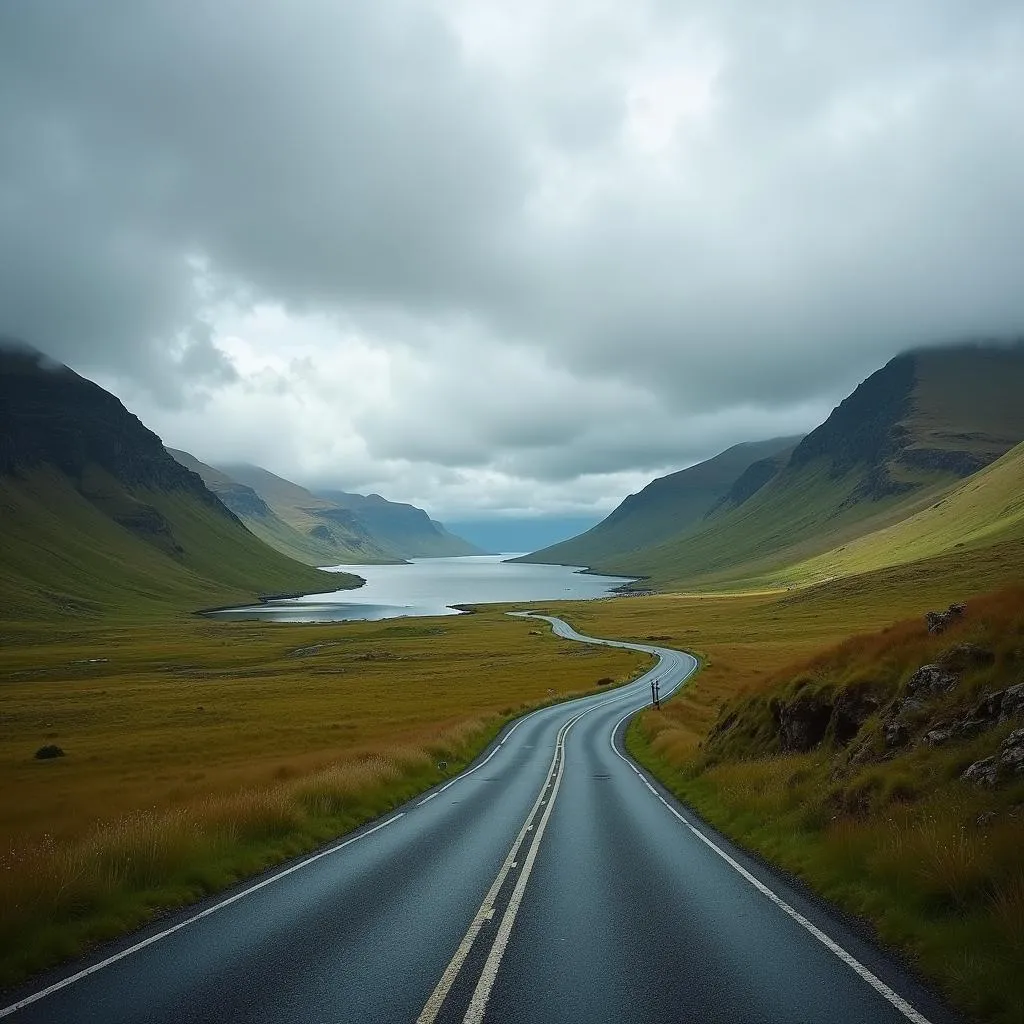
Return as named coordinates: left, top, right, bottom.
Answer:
left=205, top=554, right=636, bottom=623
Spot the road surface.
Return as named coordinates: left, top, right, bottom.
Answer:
left=2, top=614, right=960, bottom=1023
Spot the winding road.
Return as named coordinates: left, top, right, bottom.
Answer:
left=2, top=615, right=961, bottom=1024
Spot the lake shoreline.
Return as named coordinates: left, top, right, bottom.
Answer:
left=201, top=555, right=637, bottom=624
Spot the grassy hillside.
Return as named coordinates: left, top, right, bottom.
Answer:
left=220, top=463, right=399, bottom=564
left=0, top=346, right=353, bottom=621
left=595, top=458, right=953, bottom=588
left=168, top=449, right=354, bottom=566
left=627, top=587, right=1024, bottom=1024
left=520, top=436, right=802, bottom=567
left=318, top=489, right=484, bottom=558
left=778, top=440, right=1024, bottom=586
left=561, top=343, right=1024, bottom=589
left=0, top=469, right=349, bottom=623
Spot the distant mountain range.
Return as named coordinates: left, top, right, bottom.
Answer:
left=0, top=341, right=480, bottom=622
left=6, top=336, right=1024, bottom=619
left=525, top=436, right=803, bottom=568
left=167, top=455, right=484, bottom=565
left=0, top=343, right=343, bottom=620
left=315, top=489, right=482, bottom=559
left=520, top=341, right=1024, bottom=589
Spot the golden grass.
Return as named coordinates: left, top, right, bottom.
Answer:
left=0, top=609, right=648, bottom=982
left=0, top=612, right=642, bottom=845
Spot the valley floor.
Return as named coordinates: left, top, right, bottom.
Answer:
left=0, top=611, right=646, bottom=985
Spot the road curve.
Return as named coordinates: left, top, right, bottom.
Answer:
left=2, top=614, right=961, bottom=1024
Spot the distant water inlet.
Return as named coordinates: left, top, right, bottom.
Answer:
left=204, top=554, right=636, bottom=622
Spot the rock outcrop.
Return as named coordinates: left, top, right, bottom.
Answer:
left=925, top=682, right=1024, bottom=748
left=774, top=693, right=834, bottom=752
left=962, top=728, right=1024, bottom=786
left=883, top=663, right=960, bottom=748
left=904, top=663, right=960, bottom=698
left=925, top=602, right=967, bottom=634
left=833, top=686, right=884, bottom=744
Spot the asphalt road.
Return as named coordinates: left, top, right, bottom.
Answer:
left=2, top=614, right=962, bottom=1024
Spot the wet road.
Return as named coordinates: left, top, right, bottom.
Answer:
left=2, top=615, right=959, bottom=1024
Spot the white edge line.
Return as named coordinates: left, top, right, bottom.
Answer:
left=607, top=707, right=934, bottom=1024
left=0, top=813, right=405, bottom=1019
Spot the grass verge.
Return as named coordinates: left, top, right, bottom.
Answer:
left=619, top=585, right=1024, bottom=1024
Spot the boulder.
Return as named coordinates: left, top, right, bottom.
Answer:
left=833, top=687, right=883, bottom=744
left=925, top=602, right=967, bottom=635
left=940, top=643, right=995, bottom=671
left=883, top=696, right=928, bottom=748
left=904, top=664, right=959, bottom=698
left=923, top=724, right=955, bottom=747
left=919, top=683, right=1024, bottom=749
left=953, top=716, right=997, bottom=741
left=776, top=693, right=834, bottom=752
left=954, top=682, right=1024, bottom=737
left=999, top=682, right=1024, bottom=722
left=884, top=720, right=912, bottom=749
left=963, top=756, right=998, bottom=786
left=962, top=728, right=1024, bottom=787
left=1003, top=727, right=1024, bottom=774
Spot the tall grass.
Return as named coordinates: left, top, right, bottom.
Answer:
left=0, top=722, right=491, bottom=986
left=0, top=607, right=649, bottom=986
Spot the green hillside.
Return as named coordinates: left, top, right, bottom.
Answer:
left=168, top=449, right=354, bottom=566
left=219, top=463, right=399, bottom=564
left=520, top=436, right=802, bottom=567
left=778, top=438, right=1024, bottom=586
left=535, top=342, right=1024, bottom=589
left=0, top=346, right=353, bottom=622
left=317, top=489, right=485, bottom=558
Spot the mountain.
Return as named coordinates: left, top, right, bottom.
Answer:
left=777, top=437, right=1024, bottom=586
left=525, top=341, right=1024, bottom=588
left=316, top=489, right=485, bottom=558
left=520, top=436, right=802, bottom=568
left=0, top=344, right=347, bottom=621
left=166, top=450, right=367, bottom=566
left=215, top=464, right=398, bottom=564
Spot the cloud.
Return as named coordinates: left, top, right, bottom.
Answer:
left=2, top=0, right=1023, bottom=518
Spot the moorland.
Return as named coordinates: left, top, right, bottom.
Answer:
left=3, top=340, right=1024, bottom=1022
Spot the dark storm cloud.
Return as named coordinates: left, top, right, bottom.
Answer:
left=0, top=0, right=526, bottom=391
left=1, top=0, right=1023, bottom=515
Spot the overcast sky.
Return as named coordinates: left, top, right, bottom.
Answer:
left=2, top=1, right=1023, bottom=521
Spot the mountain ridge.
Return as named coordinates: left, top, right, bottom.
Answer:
left=0, top=344, right=348, bottom=620
left=518, top=435, right=803, bottom=568
left=316, top=488, right=485, bottom=558
left=522, top=341, right=1024, bottom=589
